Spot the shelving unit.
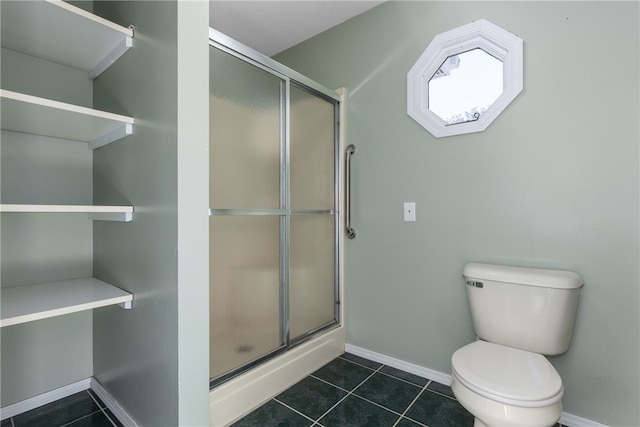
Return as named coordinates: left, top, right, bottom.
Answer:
left=0, top=1, right=136, bottom=330
left=0, top=278, right=133, bottom=328
left=1, top=90, right=134, bottom=149
left=0, top=0, right=133, bottom=79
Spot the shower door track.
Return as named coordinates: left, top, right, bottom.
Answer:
left=209, top=28, right=342, bottom=389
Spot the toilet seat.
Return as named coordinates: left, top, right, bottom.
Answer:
left=452, top=341, right=563, bottom=408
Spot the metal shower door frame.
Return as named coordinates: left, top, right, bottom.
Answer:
left=208, top=28, right=342, bottom=386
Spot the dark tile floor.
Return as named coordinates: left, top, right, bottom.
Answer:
left=2, top=353, right=566, bottom=427
left=1, top=389, right=122, bottom=427
left=231, top=352, right=474, bottom=427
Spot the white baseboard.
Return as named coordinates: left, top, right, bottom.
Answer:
left=0, top=378, right=91, bottom=420
left=90, top=378, right=138, bottom=427
left=559, top=412, right=610, bottom=427
left=0, top=377, right=138, bottom=427
left=345, top=343, right=451, bottom=386
left=344, top=344, right=610, bottom=427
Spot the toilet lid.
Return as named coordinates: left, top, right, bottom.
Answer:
left=452, top=341, right=563, bottom=407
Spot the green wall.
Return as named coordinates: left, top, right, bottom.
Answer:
left=92, top=1, right=209, bottom=426
left=92, top=2, right=179, bottom=424
left=275, top=2, right=640, bottom=425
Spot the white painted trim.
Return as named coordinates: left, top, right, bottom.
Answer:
left=560, top=412, right=610, bottom=427
left=0, top=378, right=90, bottom=420
left=90, top=378, right=139, bottom=427
left=345, top=344, right=610, bottom=427
left=345, top=344, right=451, bottom=386
left=210, top=326, right=345, bottom=427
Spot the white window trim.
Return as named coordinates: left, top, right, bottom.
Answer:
left=407, top=19, right=523, bottom=138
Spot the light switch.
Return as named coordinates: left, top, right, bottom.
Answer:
left=404, top=202, right=416, bottom=222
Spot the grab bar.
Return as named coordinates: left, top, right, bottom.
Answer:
left=345, top=144, right=357, bottom=239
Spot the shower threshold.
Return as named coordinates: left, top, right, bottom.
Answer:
left=209, top=325, right=345, bottom=427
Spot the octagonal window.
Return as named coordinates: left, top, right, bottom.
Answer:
left=407, top=19, right=523, bottom=138
left=428, top=49, right=503, bottom=125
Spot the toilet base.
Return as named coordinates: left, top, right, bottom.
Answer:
left=451, top=374, right=562, bottom=427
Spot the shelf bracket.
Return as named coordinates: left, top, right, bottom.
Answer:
left=89, top=123, right=133, bottom=150
left=119, top=300, right=133, bottom=310
left=89, top=36, right=134, bottom=80
left=89, top=212, right=134, bottom=222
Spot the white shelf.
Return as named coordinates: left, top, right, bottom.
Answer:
left=1, top=90, right=134, bottom=149
left=0, top=278, right=133, bottom=328
left=0, top=204, right=132, bottom=213
left=0, top=204, right=134, bottom=222
left=1, top=0, right=133, bottom=79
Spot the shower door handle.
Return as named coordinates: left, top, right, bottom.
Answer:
left=345, top=144, right=357, bottom=239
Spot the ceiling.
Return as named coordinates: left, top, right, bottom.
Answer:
left=209, top=1, right=385, bottom=57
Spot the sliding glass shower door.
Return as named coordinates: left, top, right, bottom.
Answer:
left=209, top=37, right=340, bottom=384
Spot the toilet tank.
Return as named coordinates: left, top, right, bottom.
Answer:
left=463, top=263, right=583, bottom=355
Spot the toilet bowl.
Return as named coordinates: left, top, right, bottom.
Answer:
left=451, top=341, right=563, bottom=427
left=451, top=263, right=583, bottom=427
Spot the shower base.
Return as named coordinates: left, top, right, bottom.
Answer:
left=209, top=325, right=345, bottom=426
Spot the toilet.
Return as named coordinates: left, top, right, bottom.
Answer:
left=451, top=263, right=583, bottom=427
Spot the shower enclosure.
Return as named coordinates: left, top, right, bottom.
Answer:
left=208, top=30, right=342, bottom=388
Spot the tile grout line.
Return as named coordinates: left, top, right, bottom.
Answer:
left=340, top=354, right=433, bottom=391
left=306, top=387, right=349, bottom=424
left=349, top=392, right=416, bottom=421
left=101, top=408, right=121, bottom=427
left=271, top=398, right=317, bottom=425
left=350, top=364, right=383, bottom=394
left=58, top=409, right=105, bottom=427
left=312, top=360, right=437, bottom=426
left=338, top=354, right=384, bottom=372
left=427, top=389, right=458, bottom=401
left=391, top=380, right=432, bottom=427
left=309, top=374, right=352, bottom=393
left=314, top=362, right=429, bottom=426
left=310, top=363, right=384, bottom=425
left=349, top=369, right=427, bottom=419
left=240, top=355, right=466, bottom=426
left=347, top=363, right=434, bottom=424
left=86, top=389, right=118, bottom=427
left=376, top=368, right=432, bottom=389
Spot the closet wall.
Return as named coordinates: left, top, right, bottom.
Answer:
left=91, top=1, right=209, bottom=425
